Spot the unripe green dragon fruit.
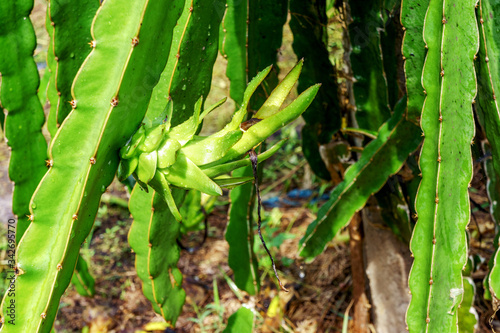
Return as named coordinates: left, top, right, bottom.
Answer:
left=118, top=60, right=320, bottom=220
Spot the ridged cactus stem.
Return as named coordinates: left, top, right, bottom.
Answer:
left=406, top=0, right=479, bottom=331
left=128, top=186, right=186, bottom=325
left=0, top=0, right=48, bottom=242
left=45, top=0, right=100, bottom=137
left=126, top=0, right=225, bottom=323
left=145, top=0, right=223, bottom=127
left=401, top=0, right=429, bottom=122
left=0, top=0, right=183, bottom=330
left=298, top=100, right=421, bottom=259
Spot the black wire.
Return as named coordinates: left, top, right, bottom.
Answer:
left=249, top=149, right=288, bottom=292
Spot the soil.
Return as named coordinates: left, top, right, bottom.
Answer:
left=50, top=181, right=353, bottom=333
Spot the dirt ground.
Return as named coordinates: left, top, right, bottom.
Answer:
left=50, top=182, right=353, bottom=332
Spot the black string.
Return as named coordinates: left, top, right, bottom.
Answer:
left=249, top=149, right=288, bottom=292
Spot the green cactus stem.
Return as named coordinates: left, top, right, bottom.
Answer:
left=0, top=0, right=183, bottom=330
left=126, top=0, right=225, bottom=323
left=299, top=99, right=421, bottom=260
left=401, top=0, right=429, bottom=122
left=128, top=186, right=186, bottom=325
left=406, top=1, right=478, bottom=331
left=45, top=0, right=99, bottom=137
left=0, top=0, right=48, bottom=242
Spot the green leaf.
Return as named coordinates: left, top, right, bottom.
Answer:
left=0, top=0, right=48, bottom=242
left=407, top=1, right=478, bottom=331
left=299, top=99, right=421, bottom=259
left=0, top=1, right=184, bottom=330
left=223, top=307, right=254, bottom=333
left=128, top=185, right=186, bottom=325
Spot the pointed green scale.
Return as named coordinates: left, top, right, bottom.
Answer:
left=221, top=65, right=273, bottom=134
left=168, top=97, right=203, bottom=145
left=220, top=84, right=321, bottom=164
left=254, top=59, right=303, bottom=119
left=202, top=139, right=286, bottom=179
left=137, top=152, right=158, bottom=184
left=117, top=155, right=139, bottom=181
left=121, top=125, right=146, bottom=159
left=149, top=172, right=182, bottom=222
left=138, top=124, right=167, bottom=153
left=128, top=186, right=186, bottom=325
left=163, top=153, right=222, bottom=196
left=199, top=97, right=227, bottom=122
left=157, top=138, right=182, bottom=169
left=0, top=0, right=48, bottom=242
left=407, top=1, right=479, bottom=331
left=214, top=176, right=254, bottom=189
left=181, top=130, right=243, bottom=166
left=299, top=100, right=422, bottom=260
left=46, top=0, right=100, bottom=137
left=0, top=0, right=184, bottom=330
